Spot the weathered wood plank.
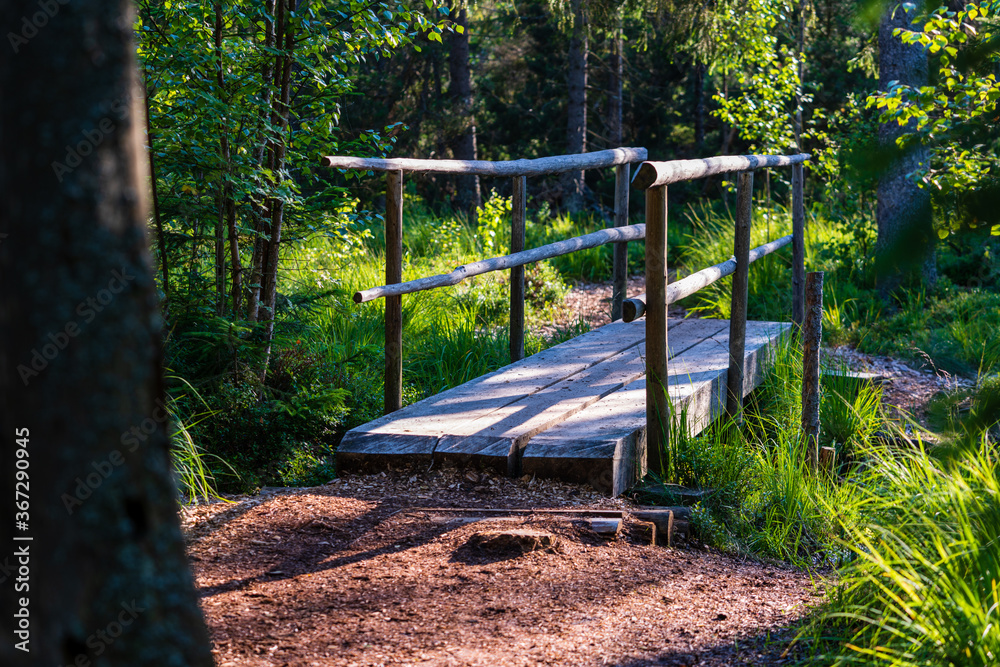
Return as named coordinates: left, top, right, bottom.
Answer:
left=433, top=318, right=726, bottom=474
left=322, top=147, right=648, bottom=177
left=632, top=153, right=810, bottom=190
left=522, top=320, right=789, bottom=494
left=338, top=319, right=660, bottom=469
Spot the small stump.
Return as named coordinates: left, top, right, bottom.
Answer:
left=467, top=529, right=559, bottom=555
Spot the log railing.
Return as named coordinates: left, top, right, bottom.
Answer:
left=635, top=153, right=810, bottom=472
left=322, top=147, right=649, bottom=414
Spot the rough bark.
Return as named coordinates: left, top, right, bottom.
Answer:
left=447, top=4, right=481, bottom=213
left=260, top=0, right=294, bottom=341
left=562, top=0, right=588, bottom=212
left=215, top=2, right=241, bottom=317
left=143, top=68, right=169, bottom=305
left=214, top=3, right=227, bottom=316
left=693, top=61, right=705, bottom=151
left=608, top=15, right=624, bottom=149
left=0, top=1, right=214, bottom=664
left=876, top=3, right=936, bottom=296
left=246, top=0, right=278, bottom=322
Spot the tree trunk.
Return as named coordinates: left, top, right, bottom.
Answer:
left=448, top=5, right=481, bottom=214
left=562, top=0, right=588, bottom=212
left=214, top=4, right=227, bottom=316
left=259, top=0, right=295, bottom=374
left=143, top=66, right=170, bottom=305
left=0, top=1, right=214, bottom=664
left=246, top=0, right=278, bottom=322
left=693, top=61, right=705, bottom=151
left=876, top=3, right=936, bottom=296
left=215, top=2, right=241, bottom=317
left=608, top=13, right=624, bottom=149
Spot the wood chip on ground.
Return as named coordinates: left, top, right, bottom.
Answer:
left=184, top=466, right=823, bottom=666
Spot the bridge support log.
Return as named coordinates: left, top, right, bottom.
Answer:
left=385, top=169, right=404, bottom=414
left=802, top=271, right=824, bottom=467
left=611, top=163, right=630, bottom=321
left=511, top=175, right=527, bottom=362
left=792, top=163, right=806, bottom=331
left=645, top=185, right=669, bottom=474
left=726, top=171, right=754, bottom=422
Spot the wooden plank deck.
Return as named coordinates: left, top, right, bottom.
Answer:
left=338, top=318, right=790, bottom=495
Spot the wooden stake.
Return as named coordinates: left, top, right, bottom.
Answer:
left=510, top=175, right=527, bottom=362
left=384, top=169, right=403, bottom=414
left=802, top=271, right=823, bottom=467
left=792, top=163, right=806, bottom=331
left=726, top=171, right=753, bottom=422
left=645, top=185, right=669, bottom=474
left=611, top=163, right=630, bottom=321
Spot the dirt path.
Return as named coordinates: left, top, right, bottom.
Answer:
left=184, top=468, right=820, bottom=666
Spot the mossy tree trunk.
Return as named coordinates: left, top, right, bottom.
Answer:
left=0, top=1, right=214, bottom=664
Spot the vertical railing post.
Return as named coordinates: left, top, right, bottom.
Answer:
left=510, top=175, right=527, bottom=362
left=726, top=171, right=754, bottom=422
left=645, top=184, right=669, bottom=474
left=611, top=163, right=630, bottom=321
left=384, top=169, right=404, bottom=414
left=792, top=163, right=806, bottom=331
left=802, top=271, right=823, bottom=468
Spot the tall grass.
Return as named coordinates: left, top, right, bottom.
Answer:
left=166, top=375, right=232, bottom=503
left=640, top=335, right=880, bottom=566
left=809, top=434, right=1000, bottom=666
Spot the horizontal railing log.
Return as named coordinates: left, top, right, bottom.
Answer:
left=354, top=223, right=648, bottom=303
left=632, top=153, right=810, bottom=190
left=322, top=147, right=648, bottom=177
left=621, top=234, right=793, bottom=322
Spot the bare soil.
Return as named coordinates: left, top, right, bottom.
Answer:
left=184, top=468, right=822, bottom=667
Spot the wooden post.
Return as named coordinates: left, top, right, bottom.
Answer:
left=384, top=169, right=404, bottom=414
left=802, top=271, right=823, bottom=467
left=645, top=185, right=669, bottom=474
left=725, top=171, right=753, bottom=422
left=792, top=163, right=806, bottom=331
left=510, top=175, right=527, bottom=362
left=611, top=163, right=630, bottom=321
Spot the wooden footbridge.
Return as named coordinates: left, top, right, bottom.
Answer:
left=322, top=149, right=812, bottom=495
